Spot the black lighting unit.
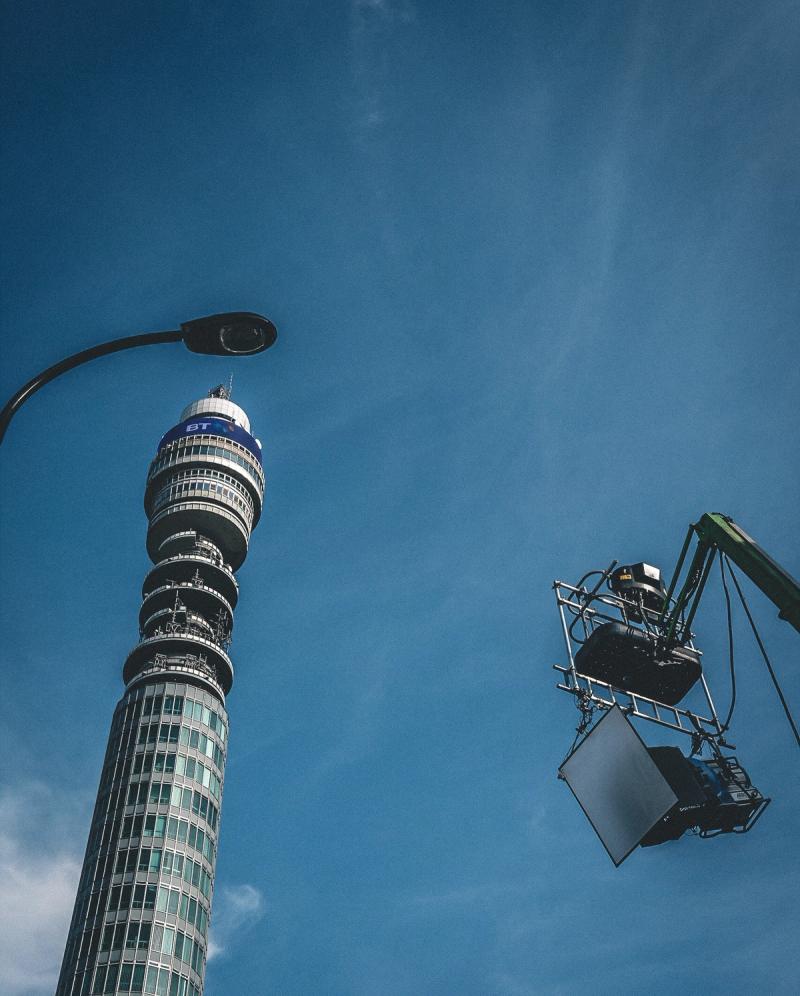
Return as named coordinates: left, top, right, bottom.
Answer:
left=559, top=707, right=770, bottom=866
left=609, top=562, right=666, bottom=620
left=574, top=622, right=702, bottom=705
left=641, top=748, right=770, bottom=846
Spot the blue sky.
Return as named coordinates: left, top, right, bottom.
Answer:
left=1, top=1, right=799, bottom=993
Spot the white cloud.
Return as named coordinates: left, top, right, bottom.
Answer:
left=0, top=782, right=85, bottom=996
left=349, top=0, right=416, bottom=137
left=207, top=883, right=265, bottom=961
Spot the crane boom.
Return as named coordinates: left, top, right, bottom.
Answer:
left=660, top=512, right=800, bottom=643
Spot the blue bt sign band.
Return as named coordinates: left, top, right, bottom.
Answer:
left=157, top=417, right=262, bottom=463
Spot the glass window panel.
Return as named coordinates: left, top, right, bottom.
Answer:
left=162, top=926, right=175, bottom=955
left=92, top=966, right=107, bottom=994
left=145, top=966, right=159, bottom=995
left=132, top=964, right=146, bottom=992
left=157, top=968, right=170, bottom=996
left=104, top=965, right=118, bottom=994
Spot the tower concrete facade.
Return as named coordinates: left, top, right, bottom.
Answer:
left=56, top=388, right=264, bottom=996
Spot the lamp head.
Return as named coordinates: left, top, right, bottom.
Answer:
left=181, top=312, right=277, bottom=356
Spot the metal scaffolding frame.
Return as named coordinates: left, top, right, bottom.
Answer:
left=553, top=579, right=725, bottom=742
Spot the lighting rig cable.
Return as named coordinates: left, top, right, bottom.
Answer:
left=726, top=556, right=800, bottom=751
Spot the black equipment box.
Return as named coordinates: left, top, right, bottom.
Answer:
left=573, top=621, right=701, bottom=705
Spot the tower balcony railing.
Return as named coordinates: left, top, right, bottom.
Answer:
left=146, top=502, right=250, bottom=571
left=142, top=554, right=239, bottom=607
left=139, top=581, right=235, bottom=629
left=124, top=633, right=235, bottom=694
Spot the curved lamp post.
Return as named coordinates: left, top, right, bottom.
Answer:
left=0, top=311, right=277, bottom=445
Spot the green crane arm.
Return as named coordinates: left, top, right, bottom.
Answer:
left=660, top=512, right=800, bottom=644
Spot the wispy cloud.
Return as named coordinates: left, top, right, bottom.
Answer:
left=0, top=781, right=84, bottom=996
left=207, top=883, right=265, bottom=960
left=348, top=0, right=416, bottom=139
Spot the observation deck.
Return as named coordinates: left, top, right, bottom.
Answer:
left=123, top=391, right=264, bottom=697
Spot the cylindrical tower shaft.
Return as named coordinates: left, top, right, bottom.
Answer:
left=57, top=387, right=264, bottom=996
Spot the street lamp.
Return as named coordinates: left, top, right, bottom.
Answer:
left=0, top=311, right=277, bottom=445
